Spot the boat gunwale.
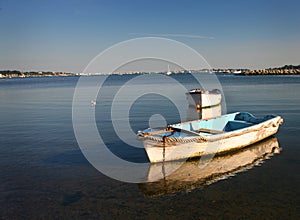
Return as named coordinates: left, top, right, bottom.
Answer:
left=138, top=114, right=283, bottom=144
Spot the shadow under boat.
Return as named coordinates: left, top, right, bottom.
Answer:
left=138, top=137, right=281, bottom=198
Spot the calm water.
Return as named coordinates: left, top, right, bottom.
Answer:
left=0, top=74, right=299, bottom=219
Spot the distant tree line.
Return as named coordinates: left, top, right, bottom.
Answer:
left=242, top=65, right=300, bottom=75
left=0, top=70, right=75, bottom=78
left=271, top=65, right=300, bottom=70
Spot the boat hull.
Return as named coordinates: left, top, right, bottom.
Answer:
left=187, top=90, right=221, bottom=108
left=201, top=93, right=222, bottom=108
left=143, top=116, right=282, bottom=163
left=186, top=104, right=221, bottom=121
left=139, top=137, right=280, bottom=197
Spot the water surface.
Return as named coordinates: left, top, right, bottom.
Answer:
left=0, top=75, right=299, bottom=219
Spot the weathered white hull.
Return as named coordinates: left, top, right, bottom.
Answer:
left=143, top=116, right=282, bottom=163
left=201, top=93, right=222, bottom=108
left=186, top=104, right=221, bottom=121
left=187, top=92, right=221, bottom=108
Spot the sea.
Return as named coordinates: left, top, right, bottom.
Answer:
left=0, top=74, right=299, bottom=219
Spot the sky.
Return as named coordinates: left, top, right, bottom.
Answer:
left=0, top=0, right=300, bottom=72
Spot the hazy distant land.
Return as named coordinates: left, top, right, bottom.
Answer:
left=0, top=70, right=76, bottom=79
left=235, top=65, right=300, bottom=75
left=0, top=65, right=299, bottom=79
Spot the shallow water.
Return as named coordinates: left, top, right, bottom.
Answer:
left=0, top=74, right=299, bottom=219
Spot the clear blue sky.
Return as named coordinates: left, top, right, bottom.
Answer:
left=1, top=0, right=299, bottom=72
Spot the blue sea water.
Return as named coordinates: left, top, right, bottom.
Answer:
left=0, top=74, right=299, bottom=219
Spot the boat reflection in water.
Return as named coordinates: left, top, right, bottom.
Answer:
left=186, top=104, right=221, bottom=121
left=139, top=137, right=281, bottom=198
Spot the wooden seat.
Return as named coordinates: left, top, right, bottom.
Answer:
left=197, top=128, right=224, bottom=134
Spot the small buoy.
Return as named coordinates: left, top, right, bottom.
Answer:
left=91, top=100, right=96, bottom=106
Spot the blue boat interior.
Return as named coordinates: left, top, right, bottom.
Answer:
left=141, top=112, right=277, bottom=138
left=169, top=112, right=276, bottom=136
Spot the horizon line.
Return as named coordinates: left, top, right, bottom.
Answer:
left=129, top=33, right=215, bottom=40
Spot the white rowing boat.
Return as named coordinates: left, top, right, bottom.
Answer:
left=137, top=112, right=283, bottom=163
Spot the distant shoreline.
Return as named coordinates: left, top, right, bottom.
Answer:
left=234, top=64, right=300, bottom=76
left=0, top=71, right=77, bottom=79
left=215, top=64, right=300, bottom=75
left=0, top=64, right=299, bottom=78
